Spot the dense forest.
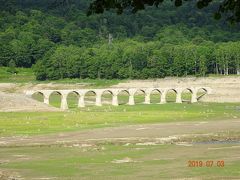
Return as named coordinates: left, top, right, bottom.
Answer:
left=0, top=0, right=240, bottom=80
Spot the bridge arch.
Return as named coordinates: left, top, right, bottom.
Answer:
left=31, top=91, right=44, bottom=103
left=117, top=89, right=130, bottom=95
left=165, top=88, right=178, bottom=103
left=84, top=90, right=97, bottom=106
left=49, top=90, right=63, bottom=97
left=133, top=89, right=146, bottom=95
left=25, top=86, right=212, bottom=110
left=196, top=87, right=208, bottom=101
left=101, top=90, right=114, bottom=105
left=133, top=89, right=146, bottom=104
left=66, top=91, right=80, bottom=109
left=48, top=91, right=63, bottom=108
left=181, top=88, right=193, bottom=103
left=196, top=87, right=208, bottom=93
left=101, top=89, right=114, bottom=95
left=150, top=89, right=162, bottom=104
left=117, top=89, right=130, bottom=105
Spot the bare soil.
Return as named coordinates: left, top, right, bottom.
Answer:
left=0, top=83, right=89, bottom=93
left=0, top=119, right=239, bottom=147
left=0, top=91, right=61, bottom=112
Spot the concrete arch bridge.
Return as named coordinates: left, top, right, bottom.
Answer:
left=25, top=87, right=212, bottom=110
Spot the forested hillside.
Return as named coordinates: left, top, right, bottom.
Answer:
left=1, top=0, right=240, bottom=80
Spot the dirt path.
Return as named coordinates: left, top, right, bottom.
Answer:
left=1, top=119, right=239, bottom=147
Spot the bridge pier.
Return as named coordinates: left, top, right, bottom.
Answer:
left=176, top=91, right=182, bottom=103
left=191, top=91, right=198, bottom=103
left=78, top=95, right=85, bottom=107
left=25, top=87, right=211, bottom=110
left=112, top=95, right=119, bottom=106
left=160, top=92, right=166, bottom=104
left=129, top=95, right=135, bottom=105
left=96, top=93, right=102, bottom=106
left=144, top=93, right=151, bottom=104
left=60, top=94, right=68, bottom=110
left=43, top=94, right=50, bottom=105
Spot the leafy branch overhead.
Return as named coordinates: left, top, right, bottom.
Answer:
left=87, top=0, right=240, bottom=22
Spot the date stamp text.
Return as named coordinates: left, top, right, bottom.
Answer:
left=188, top=160, right=224, bottom=167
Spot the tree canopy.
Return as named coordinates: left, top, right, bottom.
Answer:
left=0, top=0, right=240, bottom=80
left=88, top=0, right=240, bottom=23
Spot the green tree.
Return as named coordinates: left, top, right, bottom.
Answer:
left=88, top=0, right=240, bottom=23
left=7, top=59, right=18, bottom=74
left=35, top=45, right=82, bottom=80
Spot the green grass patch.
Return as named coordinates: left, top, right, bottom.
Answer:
left=0, top=67, right=124, bottom=87
left=0, top=143, right=239, bottom=179
left=0, top=103, right=239, bottom=136
left=0, top=67, right=35, bottom=83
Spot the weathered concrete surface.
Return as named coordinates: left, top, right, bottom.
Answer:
left=26, top=87, right=211, bottom=110
left=111, top=77, right=240, bottom=103
left=1, top=77, right=240, bottom=108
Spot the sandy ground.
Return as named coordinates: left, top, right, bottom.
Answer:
left=0, top=119, right=239, bottom=147
left=0, top=91, right=61, bottom=112
left=0, top=83, right=89, bottom=93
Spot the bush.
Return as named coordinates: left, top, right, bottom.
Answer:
left=7, top=60, right=18, bottom=74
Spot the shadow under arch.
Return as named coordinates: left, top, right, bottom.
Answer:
left=67, top=91, right=80, bottom=109
left=181, top=88, right=193, bottom=103
left=49, top=91, right=62, bottom=108
left=150, top=89, right=162, bottom=104
left=101, top=90, right=114, bottom=105
left=117, top=89, right=130, bottom=105
left=84, top=90, right=96, bottom=106
left=196, top=88, right=208, bottom=101
left=134, top=89, right=146, bottom=104
left=31, top=91, right=44, bottom=102
left=165, top=89, right=177, bottom=103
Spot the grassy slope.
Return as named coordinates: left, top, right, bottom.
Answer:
left=0, top=143, right=239, bottom=179
left=1, top=66, right=239, bottom=85
left=0, top=67, right=35, bottom=83
left=0, top=102, right=239, bottom=136
left=0, top=67, right=123, bottom=87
